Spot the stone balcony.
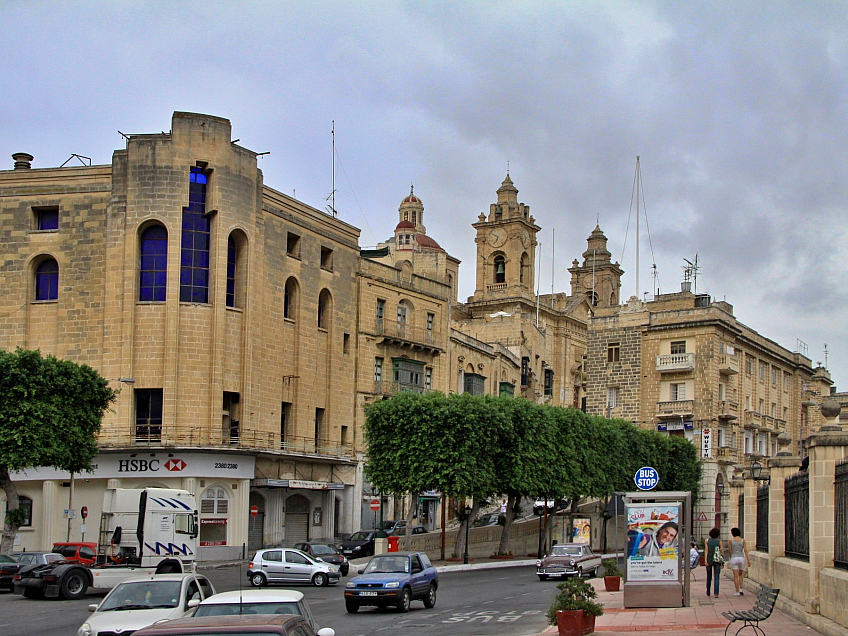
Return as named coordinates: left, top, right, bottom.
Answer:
left=717, top=354, right=740, bottom=375
left=717, top=446, right=739, bottom=465
left=656, top=353, right=695, bottom=373
left=718, top=400, right=739, bottom=420
left=374, top=318, right=443, bottom=354
left=656, top=399, right=695, bottom=418
left=743, top=410, right=762, bottom=430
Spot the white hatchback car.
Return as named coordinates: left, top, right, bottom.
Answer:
left=192, top=589, right=334, bottom=635
left=77, top=573, right=216, bottom=636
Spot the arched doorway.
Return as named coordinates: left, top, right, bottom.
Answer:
left=285, top=494, right=310, bottom=546
left=248, top=492, right=265, bottom=552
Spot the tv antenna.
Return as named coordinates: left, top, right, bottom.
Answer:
left=325, top=120, right=337, bottom=217
left=682, top=255, right=700, bottom=294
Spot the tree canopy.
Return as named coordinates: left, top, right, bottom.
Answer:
left=0, top=348, right=117, bottom=552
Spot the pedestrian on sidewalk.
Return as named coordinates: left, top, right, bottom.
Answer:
left=704, top=527, right=724, bottom=598
left=727, top=527, right=750, bottom=596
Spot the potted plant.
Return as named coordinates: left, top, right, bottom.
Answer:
left=546, top=577, right=604, bottom=636
left=601, top=558, right=623, bottom=592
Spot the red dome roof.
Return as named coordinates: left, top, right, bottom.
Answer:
left=402, top=194, right=421, bottom=204
left=416, top=234, right=443, bottom=251
left=395, top=220, right=416, bottom=230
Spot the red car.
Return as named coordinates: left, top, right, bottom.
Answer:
left=51, top=542, right=97, bottom=565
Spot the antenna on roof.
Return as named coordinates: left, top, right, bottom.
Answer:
left=325, top=121, right=337, bottom=217
left=60, top=154, right=92, bottom=167
left=682, top=255, right=700, bottom=294
left=824, top=343, right=829, bottom=368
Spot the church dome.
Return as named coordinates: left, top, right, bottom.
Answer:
left=415, top=234, right=444, bottom=251
left=395, top=220, right=416, bottom=230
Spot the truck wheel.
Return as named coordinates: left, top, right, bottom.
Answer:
left=60, top=570, right=88, bottom=600
left=345, top=600, right=359, bottom=613
left=250, top=572, right=266, bottom=587
left=396, top=587, right=411, bottom=613
left=312, top=572, right=329, bottom=587
left=22, top=587, right=44, bottom=599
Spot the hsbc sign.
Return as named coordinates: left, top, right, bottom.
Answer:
left=165, top=459, right=187, bottom=471
left=118, top=458, right=188, bottom=473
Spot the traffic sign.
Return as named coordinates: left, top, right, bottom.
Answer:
left=369, top=499, right=381, bottom=512
left=697, top=512, right=708, bottom=521
left=634, top=466, right=660, bottom=491
left=250, top=505, right=259, bottom=517
left=81, top=506, right=88, bottom=520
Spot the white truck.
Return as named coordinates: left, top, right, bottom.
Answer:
left=14, top=487, right=198, bottom=599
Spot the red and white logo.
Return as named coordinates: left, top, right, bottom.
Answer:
left=164, top=459, right=187, bottom=472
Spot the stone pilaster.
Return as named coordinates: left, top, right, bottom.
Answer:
left=766, top=455, right=802, bottom=586
left=41, top=481, right=58, bottom=551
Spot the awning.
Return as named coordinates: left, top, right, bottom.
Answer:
left=252, top=478, right=344, bottom=490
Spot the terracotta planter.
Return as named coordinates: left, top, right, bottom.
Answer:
left=603, top=575, right=621, bottom=592
left=555, top=609, right=596, bottom=636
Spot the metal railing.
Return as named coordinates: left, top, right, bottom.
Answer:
left=835, top=459, right=848, bottom=570
left=784, top=471, right=809, bottom=561
left=373, top=380, right=427, bottom=396
left=100, top=426, right=354, bottom=458
left=756, top=484, right=769, bottom=552
left=374, top=318, right=442, bottom=348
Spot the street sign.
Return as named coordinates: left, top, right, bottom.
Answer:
left=64, top=508, right=77, bottom=519
left=634, top=466, right=660, bottom=491
left=697, top=512, right=708, bottom=521
left=250, top=505, right=258, bottom=517
left=369, top=499, right=381, bottom=512
left=81, top=506, right=88, bottom=519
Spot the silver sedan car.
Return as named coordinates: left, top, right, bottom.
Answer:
left=247, top=548, right=341, bottom=587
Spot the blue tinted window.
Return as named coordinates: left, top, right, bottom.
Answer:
left=226, top=236, right=236, bottom=307
left=35, top=258, right=59, bottom=300
left=36, top=208, right=59, bottom=231
left=139, top=225, right=168, bottom=301
left=180, top=167, right=210, bottom=303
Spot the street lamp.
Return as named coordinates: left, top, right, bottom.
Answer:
left=463, top=505, right=472, bottom=565
left=750, top=460, right=769, bottom=483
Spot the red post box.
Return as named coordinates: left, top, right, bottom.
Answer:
left=387, top=536, right=400, bottom=552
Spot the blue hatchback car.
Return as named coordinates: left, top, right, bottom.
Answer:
left=343, top=551, right=438, bottom=613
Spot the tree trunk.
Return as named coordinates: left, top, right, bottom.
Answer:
left=0, top=466, right=21, bottom=554
left=496, top=493, right=517, bottom=555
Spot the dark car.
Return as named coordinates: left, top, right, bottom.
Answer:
left=388, top=526, right=427, bottom=536
left=293, top=542, right=349, bottom=576
left=343, top=551, right=438, bottom=613
left=0, top=554, right=23, bottom=592
left=12, top=551, right=65, bottom=567
left=340, top=530, right=376, bottom=558
left=472, top=513, right=503, bottom=528
left=536, top=543, right=602, bottom=580
left=134, top=614, right=335, bottom=636
left=51, top=542, right=97, bottom=565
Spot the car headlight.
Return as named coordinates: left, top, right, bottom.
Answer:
left=346, top=581, right=355, bottom=588
left=535, top=560, right=541, bottom=567
left=328, top=565, right=338, bottom=573
left=77, top=624, right=92, bottom=636
left=569, top=560, right=575, bottom=566
left=352, top=546, right=361, bottom=552
left=385, top=581, right=400, bottom=588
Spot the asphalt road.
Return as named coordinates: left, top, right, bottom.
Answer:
left=0, top=563, right=558, bottom=636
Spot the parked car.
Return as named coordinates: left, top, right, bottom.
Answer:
left=344, top=551, right=438, bottom=613
left=135, top=614, right=334, bottom=636
left=12, top=551, right=65, bottom=567
left=247, top=548, right=340, bottom=587
left=388, top=526, right=427, bottom=537
left=380, top=520, right=404, bottom=533
left=472, top=513, right=503, bottom=528
left=193, top=589, right=325, bottom=632
left=51, top=542, right=97, bottom=565
left=340, top=530, right=376, bottom=558
left=11, top=552, right=65, bottom=597
left=0, top=554, right=23, bottom=592
left=536, top=543, right=602, bottom=580
left=292, top=542, right=349, bottom=576
left=532, top=498, right=570, bottom=516
left=76, top=573, right=216, bottom=636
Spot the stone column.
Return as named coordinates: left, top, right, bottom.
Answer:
left=804, top=399, right=847, bottom=614
left=766, top=455, right=802, bottom=586
left=41, top=481, right=58, bottom=550
left=742, top=472, right=758, bottom=550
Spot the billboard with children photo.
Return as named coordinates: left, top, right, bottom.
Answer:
left=626, top=503, right=680, bottom=581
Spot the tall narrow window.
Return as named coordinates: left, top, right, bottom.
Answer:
left=426, top=313, right=434, bottom=342
left=544, top=369, right=554, bottom=396
left=180, top=167, right=210, bottom=303
left=376, top=299, right=385, bottom=332
left=139, top=225, right=168, bottom=301
left=521, top=357, right=530, bottom=387
left=284, top=277, right=298, bottom=320
left=607, top=387, right=619, bottom=409
left=35, top=258, right=59, bottom=301
left=425, top=367, right=432, bottom=390
left=397, top=302, right=408, bottom=336
left=17, top=496, right=33, bottom=527
left=318, top=289, right=331, bottom=329
left=314, top=408, right=325, bottom=452
left=226, top=236, right=237, bottom=307
left=670, top=383, right=686, bottom=401
left=494, top=255, right=506, bottom=284
left=223, top=392, right=240, bottom=445
left=374, top=357, right=384, bottom=384
left=607, top=343, right=620, bottom=363
left=135, top=389, right=163, bottom=443
left=280, top=401, right=291, bottom=450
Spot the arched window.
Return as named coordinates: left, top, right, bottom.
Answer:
left=317, top=289, right=332, bottom=329
left=493, top=255, right=506, bottom=284
left=226, top=235, right=237, bottom=307
left=35, top=258, right=59, bottom=301
left=520, top=253, right=528, bottom=284
left=139, top=225, right=168, bottom=301
left=200, top=486, right=228, bottom=547
left=284, top=277, right=299, bottom=320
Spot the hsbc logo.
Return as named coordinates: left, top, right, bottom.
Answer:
left=165, top=459, right=187, bottom=472
left=118, top=458, right=187, bottom=473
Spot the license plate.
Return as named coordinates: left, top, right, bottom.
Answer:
left=359, top=591, right=378, bottom=596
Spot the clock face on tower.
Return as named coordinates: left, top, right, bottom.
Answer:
left=488, top=228, right=507, bottom=247
left=520, top=229, right=531, bottom=248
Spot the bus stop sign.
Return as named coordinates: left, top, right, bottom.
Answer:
left=634, top=467, right=659, bottom=491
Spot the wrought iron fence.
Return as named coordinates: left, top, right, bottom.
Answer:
left=756, top=484, right=769, bottom=552
left=835, top=459, right=848, bottom=570
left=784, top=471, right=810, bottom=561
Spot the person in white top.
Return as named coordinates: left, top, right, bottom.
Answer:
left=727, top=527, right=751, bottom=596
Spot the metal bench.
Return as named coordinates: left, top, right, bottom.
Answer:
left=721, top=583, right=780, bottom=636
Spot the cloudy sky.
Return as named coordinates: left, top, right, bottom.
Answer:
left=3, top=1, right=847, bottom=386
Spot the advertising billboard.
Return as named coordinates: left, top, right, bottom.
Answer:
left=626, top=503, right=680, bottom=581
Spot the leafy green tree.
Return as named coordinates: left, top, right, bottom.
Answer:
left=0, top=349, right=117, bottom=553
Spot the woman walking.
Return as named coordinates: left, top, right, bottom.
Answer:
left=704, top=527, right=724, bottom=597
left=727, top=527, right=750, bottom=596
